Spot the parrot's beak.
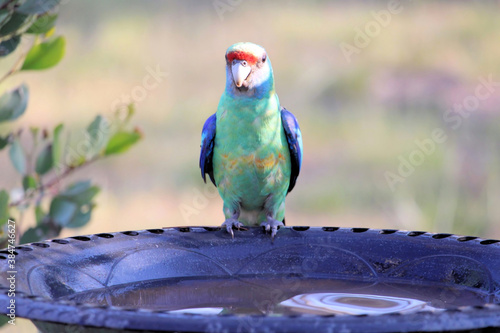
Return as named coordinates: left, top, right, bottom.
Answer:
left=231, top=61, right=251, bottom=88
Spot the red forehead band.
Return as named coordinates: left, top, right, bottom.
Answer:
left=226, top=51, right=258, bottom=66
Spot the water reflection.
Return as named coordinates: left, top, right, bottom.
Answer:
left=280, top=293, right=435, bottom=315
left=168, top=307, right=224, bottom=315
left=58, top=276, right=491, bottom=316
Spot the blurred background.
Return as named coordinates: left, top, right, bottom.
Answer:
left=3, top=0, right=500, bottom=236
left=2, top=0, right=500, bottom=237
left=2, top=0, right=500, bottom=331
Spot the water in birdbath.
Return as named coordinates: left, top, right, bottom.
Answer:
left=58, top=275, right=495, bottom=316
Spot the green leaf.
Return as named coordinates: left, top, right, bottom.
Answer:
left=66, top=203, right=92, bottom=228
left=49, top=196, right=77, bottom=227
left=71, top=186, right=99, bottom=205
left=0, top=84, right=29, bottom=122
left=61, top=180, right=91, bottom=196
left=21, top=35, right=65, bottom=70
left=0, top=134, right=9, bottom=150
left=87, top=115, right=105, bottom=140
left=87, top=115, right=109, bottom=156
left=19, top=225, right=49, bottom=244
left=0, top=12, right=29, bottom=37
left=61, top=181, right=99, bottom=205
left=68, top=154, right=85, bottom=168
left=0, top=34, right=20, bottom=56
left=22, top=175, right=37, bottom=191
left=0, top=9, right=13, bottom=28
left=123, top=103, right=135, bottom=124
left=35, top=143, right=53, bottom=175
left=52, top=123, right=63, bottom=165
left=0, top=313, right=9, bottom=328
left=35, top=204, right=45, bottom=225
left=49, top=181, right=99, bottom=227
left=104, top=130, right=141, bottom=156
left=26, top=13, right=57, bottom=34
left=0, top=190, right=9, bottom=227
left=9, top=138, right=26, bottom=174
left=16, top=0, right=61, bottom=15
left=30, top=126, right=39, bottom=140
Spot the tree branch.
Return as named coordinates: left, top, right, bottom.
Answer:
left=9, top=156, right=100, bottom=208
left=0, top=35, right=36, bottom=85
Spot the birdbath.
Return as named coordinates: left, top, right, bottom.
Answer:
left=0, top=226, right=499, bottom=332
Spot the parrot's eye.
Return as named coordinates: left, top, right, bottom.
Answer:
left=241, top=60, right=247, bottom=67
left=262, top=54, right=267, bottom=63
left=232, top=59, right=236, bottom=65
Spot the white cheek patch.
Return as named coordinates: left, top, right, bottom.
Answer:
left=250, top=64, right=271, bottom=89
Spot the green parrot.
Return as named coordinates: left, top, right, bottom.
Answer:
left=200, top=42, right=303, bottom=238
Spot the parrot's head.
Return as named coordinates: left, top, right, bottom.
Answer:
left=224, top=42, right=274, bottom=96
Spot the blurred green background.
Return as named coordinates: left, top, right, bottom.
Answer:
left=2, top=0, right=500, bottom=331
left=2, top=0, right=500, bottom=237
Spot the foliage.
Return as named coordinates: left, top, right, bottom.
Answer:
left=0, top=0, right=142, bottom=247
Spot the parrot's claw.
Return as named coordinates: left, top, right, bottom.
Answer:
left=260, top=218, right=284, bottom=239
left=222, top=219, right=247, bottom=238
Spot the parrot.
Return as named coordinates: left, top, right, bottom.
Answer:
left=199, top=42, right=303, bottom=238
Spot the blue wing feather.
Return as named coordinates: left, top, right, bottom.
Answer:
left=200, top=113, right=217, bottom=186
left=281, top=108, right=303, bottom=194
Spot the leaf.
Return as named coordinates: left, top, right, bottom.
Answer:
left=44, top=25, right=54, bottom=37
left=66, top=204, right=92, bottom=228
left=123, top=103, right=135, bottom=124
left=0, top=190, right=9, bottom=227
left=0, top=134, right=9, bottom=150
left=61, top=180, right=91, bottom=196
left=52, top=123, right=63, bottom=165
left=35, top=143, right=53, bottom=175
left=35, top=205, right=45, bottom=225
left=29, top=126, right=39, bottom=140
left=87, top=115, right=109, bottom=155
left=68, top=154, right=85, bottom=168
left=0, top=313, right=9, bottom=328
left=0, top=9, right=13, bottom=28
left=50, top=182, right=99, bottom=227
left=87, top=115, right=105, bottom=140
left=9, top=138, right=26, bottom=174
left=71, top=186, right=99, bottom=205
left=19, top=225, right=49, bottom=244
left=61, top=181, right=99, bottom=205
left=104, top=130, right=141, bottom=156
left=49, top=196, right=77, bottom=227
left=22, top=175, right=37, bottom=191
left=26, top=13, right=57, bottom=34
left=16, top=0, right=61, bottom=15
left=0, top=12, right=29, bottom=37
left=21, top=35, right=65, bottom=70
left=0, top=84, right=29, bottom=122
left=0, top=34, right=20, bottom=56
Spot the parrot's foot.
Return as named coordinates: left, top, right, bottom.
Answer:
left=222, top=219, right=247, bottom=238
left=260, top=217, right=284, bottom=239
